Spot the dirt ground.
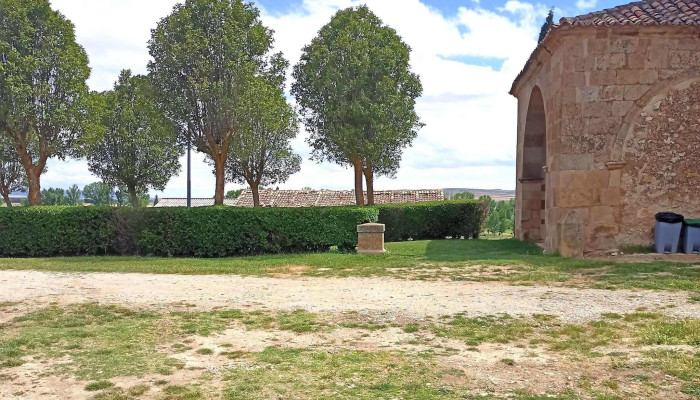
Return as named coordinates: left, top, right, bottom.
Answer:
left=0, top=270, right=698, bottom=322
left=1, top=270, right=698, bottom=399
left=3, top=320, right=690, bottom=400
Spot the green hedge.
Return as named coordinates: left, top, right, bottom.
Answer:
left=0, top=200, right=485, bottom=257
left=0, top=206, right=378, bottom=257
left=377, top=200, right=487, bottom=242
left=0, top=206, right=115, bottom=256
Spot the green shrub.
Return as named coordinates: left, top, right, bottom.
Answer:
left=0, top=201, right=485, bottom=257
left=377, top=200, right=487, bottom=242
left=0, top=206, right=378, bottom=257
left=134, top=206, right=377, bottom=257
left=0, top=206, right=114, bottom=256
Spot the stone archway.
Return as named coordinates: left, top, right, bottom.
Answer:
left=617, top=79, right=700, bottom=245
left=518, top=86, right=547, bottom=242
left=609, top=68, right=700, bottom=162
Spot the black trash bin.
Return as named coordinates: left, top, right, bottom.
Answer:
left=654, top=212, right=684, bottom=254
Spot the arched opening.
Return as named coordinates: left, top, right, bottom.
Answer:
left=618, top=79, right=700, bottom=245
left=519, top=86, right=547, bottom=242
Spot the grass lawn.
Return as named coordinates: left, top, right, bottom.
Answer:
left=0, top=239, right=697, bottom=291
left=1, top=240, right=697, bottom=399
left=1, top=303, right=697, bottom=399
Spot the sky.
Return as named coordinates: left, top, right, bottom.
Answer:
left=40, top=0, right=623, bottom=197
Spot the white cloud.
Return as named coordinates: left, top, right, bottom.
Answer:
left=43, top=0, right=548, bottom=197
left=575, top=0, right=597, bottom=10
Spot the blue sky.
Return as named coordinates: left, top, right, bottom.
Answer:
left=41, top=0, right=623, bottom=197
left=258, top=0, right=621, bottom=18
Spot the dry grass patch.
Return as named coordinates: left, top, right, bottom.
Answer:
left=0, top=304, right=697, bottom=400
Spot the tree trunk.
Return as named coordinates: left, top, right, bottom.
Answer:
left=250, top=181, right=260, bottom=207
left=351, top=156, right=365, bottom=206
left=128, top=184, right=140, bottom=208
left=213, top=154, right=226, bottom=206
left=27, top=168, right=42, bottom=206
left=363, top=163, right=374, bottom=206
left=15, top=137, right=46, bottom=206
left=1, top=187, right=11, bottom=207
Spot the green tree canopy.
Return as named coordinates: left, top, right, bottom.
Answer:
left=0, top=0, right=90, bottom=205
left=115, top=186, right=150, bottom=207
left=0, top=135, right=25, bottom=206
left=82, top=182, right=113, bottom=206
left=454, top=191, right=476, bottom=200
left=85, top=70, right=181, bottom=207
left=225, top=189, right=243, bottom=199
left=148, top=0, right=279, bottom=205
left=65, top=184, right=81, bottom=206
left=292, top=5, right=423, bottom=205
left=40, top=187, right=67, bottom=205
left=538, top=8, right=555, bottom=43
left=225, top=59, right=301, bottom=207
left=483, top=198, right=515, bottom=236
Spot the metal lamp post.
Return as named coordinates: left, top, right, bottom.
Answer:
left=187, top=129, right=191, bottom=208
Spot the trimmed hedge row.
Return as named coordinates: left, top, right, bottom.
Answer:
left=0, top=200, right=486, bottom=257
left=0, top=206, right=115, bottom=257
left=0, top=206, right=378, bottom=257
left=377, top=200, right=487, bottom=242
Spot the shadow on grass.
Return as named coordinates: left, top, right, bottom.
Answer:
left=423, top=239, right=543, bottom=262
left=421, top=239, right=611, bottom=270
left=419, top=239, right=699, bottom=290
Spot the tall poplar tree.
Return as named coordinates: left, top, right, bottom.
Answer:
left=225, top=55, right=300, bottom=207
left=292, top=6, right=423, bottom=205
left=86, top=70, right=181, bottom=207
left=148, top=0, right=278, bottom=205
left=0, top=0, right=90, bottom=205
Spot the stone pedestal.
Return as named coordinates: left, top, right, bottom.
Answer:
left=357, top=223, right=386, bottom=254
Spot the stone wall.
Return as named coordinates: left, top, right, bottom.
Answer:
left=620, top=80, right=700, bottom=245
left=513, top=26, right=700, bottom=256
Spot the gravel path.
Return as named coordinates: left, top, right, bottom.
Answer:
left=1, top=270, right=698, bottom=322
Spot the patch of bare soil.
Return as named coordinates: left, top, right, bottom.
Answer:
left=0, top=357, right=87, bottom=400
left=0, top=303, right=32, bottom=325
left=1, top=271, right=697, bottom=323
left=388, top=264, right=527, bottom=281
left=439, top=345, right=690, bottom=399
left=0, top=353, right=219, bottom=400
left=267, top=264, right=311, bottom=278
left=3, top=320, right=692, bottom=400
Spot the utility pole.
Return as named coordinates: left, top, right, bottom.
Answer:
left=187, top=129, right=191, bottom=208
left=187, top=130, right=192, bottom=208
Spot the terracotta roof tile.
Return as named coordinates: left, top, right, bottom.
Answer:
left=153, top=190, right=445, bottom=208
left=153, top=198, right=237, bottom=207
left=511, top=0, right=699, bottom=94
left=560, top=0, right=700, bottom=26
left=232, top=189, right=445, bottom=208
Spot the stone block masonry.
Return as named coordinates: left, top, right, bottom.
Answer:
left=511, top=0, right=700, bottom=256
left=357, top=223, right=386, bottom=255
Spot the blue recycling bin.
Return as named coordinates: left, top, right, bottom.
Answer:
left=654, top=212, right=684, bottom=254
left=683, top=219, right=700, bottom=254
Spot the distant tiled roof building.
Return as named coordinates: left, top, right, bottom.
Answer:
left=152, top=190, right=444, bottom=208
left=232, top=189, right=445, bottom=208
left=153, top=198, right=238, bottom=207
